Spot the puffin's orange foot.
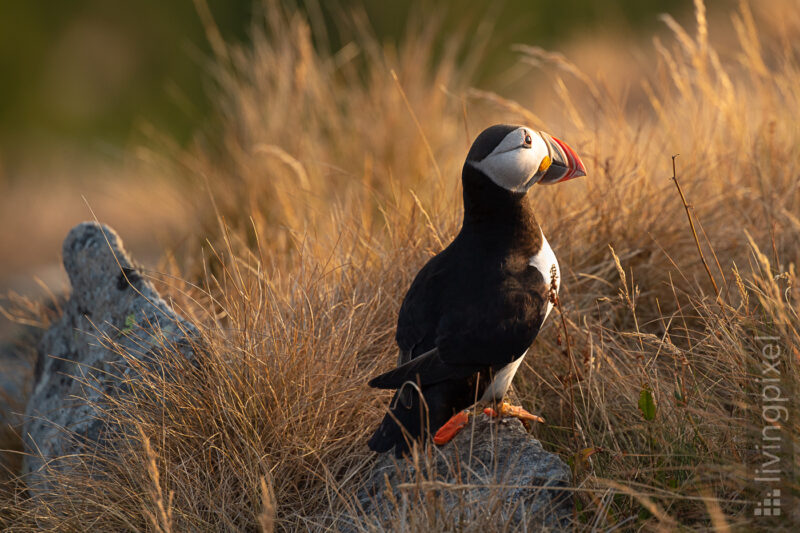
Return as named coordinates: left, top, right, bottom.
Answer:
left=483, top=402, right=545, bottom=424
left=433, top=410, right=470, bottom=445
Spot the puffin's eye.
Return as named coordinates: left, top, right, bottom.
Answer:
left=524, top=132, right=532, bottom=146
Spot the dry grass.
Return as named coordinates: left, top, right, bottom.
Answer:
left=2, top=0, right=799, bottom=529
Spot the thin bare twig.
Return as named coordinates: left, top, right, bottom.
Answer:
left=670, top=155, right=720, bottom=299
left=550, top=267, right=579, bottom=452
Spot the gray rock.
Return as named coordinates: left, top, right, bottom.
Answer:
left=356, top=413, right=573, bottom=531
left=22, top=222, right=196, bottom=495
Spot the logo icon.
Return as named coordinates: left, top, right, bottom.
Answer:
left=754, top=489, right=781, bottom=517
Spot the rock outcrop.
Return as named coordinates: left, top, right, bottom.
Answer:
left=22, top=222, right=196, bottom=495
left=357, top=413, right=573, bottom=531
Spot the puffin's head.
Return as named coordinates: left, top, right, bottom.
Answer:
left=465, top=124, right=586, bottom=193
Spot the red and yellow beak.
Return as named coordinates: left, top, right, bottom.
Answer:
left=538, top=131, right=587, bottom=184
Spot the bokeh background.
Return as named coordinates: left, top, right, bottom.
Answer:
left=0, top=0, right=689, bottom=298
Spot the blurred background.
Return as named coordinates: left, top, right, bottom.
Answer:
left=0, top=0, right=692, bottom=300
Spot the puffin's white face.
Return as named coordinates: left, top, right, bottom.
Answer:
left=470, top=127, right=551, bottom=193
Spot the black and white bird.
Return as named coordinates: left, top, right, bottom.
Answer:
left=367, top=124, right=586, bottom=456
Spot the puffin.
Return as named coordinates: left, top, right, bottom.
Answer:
left=367, top=124, right=586, bottom=457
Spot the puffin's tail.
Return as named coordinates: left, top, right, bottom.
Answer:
left=367, top=381, right=474, bottom=457
left=367, top=387, right=425, bottom=457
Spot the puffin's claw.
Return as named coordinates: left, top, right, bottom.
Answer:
left=483, top=402, right=545, bottom=423
left=433, top=410, right=470, bottom=445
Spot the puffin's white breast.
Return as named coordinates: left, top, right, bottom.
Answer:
left=480, top=350, right=527, bottom=403
left=529, top=230, right=559, bottom=321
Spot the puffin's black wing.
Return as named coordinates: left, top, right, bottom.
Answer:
left=368, top=246, right=470, bottom=456
left=394, top=249, right=450, bottom=363
left=371, top=254, right=548, bottom=393
left=368, top=287, right=546, bottom=388
left=434, top=272, right=547, bottom=367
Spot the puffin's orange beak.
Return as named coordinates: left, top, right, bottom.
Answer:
left=538, top=131, right=587, bottom=184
